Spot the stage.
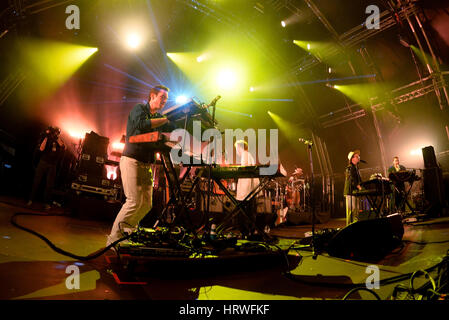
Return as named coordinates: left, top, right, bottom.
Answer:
left=1, top=196, right=448, bottom=301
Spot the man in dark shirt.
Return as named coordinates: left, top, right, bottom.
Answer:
left=27, top=126, right=65, bottom=209
left=107, top=85, right=170, bottom=246
left=387, top=156, right=407, bottom=212
left=344, top=149, right=362, bottom=225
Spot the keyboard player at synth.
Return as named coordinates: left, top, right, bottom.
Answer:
left=106, top=85, right=173, bottom=247
left=343, top=149, right=363, bottom=225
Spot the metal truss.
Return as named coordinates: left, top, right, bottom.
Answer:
left=319, top=73, right=449, bottom=128
left=287, top=1, right=419, bottom=76
left=269, top=0, right=303, bottom=15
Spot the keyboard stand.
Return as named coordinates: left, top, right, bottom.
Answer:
left=213, top=177, right=274, bottom=242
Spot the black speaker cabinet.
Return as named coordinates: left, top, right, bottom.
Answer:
left=69, top=192, right=122, bottom=221
left=422, top=146, right=438, bottom=168
left=327, top=213, right=404, bottom=261
left=423, top=167, right=446, bottom=216
left=82, top=131, right=109, bottom=157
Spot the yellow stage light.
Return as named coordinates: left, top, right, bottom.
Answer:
left=125, top=33, right=141, bottom=50
left=217, top=69, right=237, bottom=90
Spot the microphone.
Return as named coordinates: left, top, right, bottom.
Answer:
left=298, top=138, right=313, bottom=146
left=209, top=95, right=221, bottom=107
left=360, top=159, right=367, bottom=164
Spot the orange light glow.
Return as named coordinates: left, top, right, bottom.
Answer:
left=68, top=131, right=86, bottom=140
left=112, top=142, right=125, bottom=151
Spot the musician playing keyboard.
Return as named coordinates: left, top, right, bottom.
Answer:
left=387, top=156, right=406, bottom=212
left=235, top=139, right=260, bottom=237
left=344, top=150, right=362, bottom=225
left=107, top=85, right=171, bottom=247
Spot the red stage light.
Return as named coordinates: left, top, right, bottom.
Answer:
left=112, top=141, right=125, bottom=151
left=105, top=165, right=118, bottom=180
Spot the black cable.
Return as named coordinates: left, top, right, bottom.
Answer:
left=403, top=239, right=449, bottom=245
left=11, top=212, right=130, bottom=261
left=410, top=270, right=437, bottom=293
left=342, top=287, right=382, bottom=300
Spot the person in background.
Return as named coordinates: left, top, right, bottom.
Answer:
left=388, top=156, right=407, bottom=212
left=344, top=149, right=362, bottom=225
left=27, top=126, right=65, bottom=209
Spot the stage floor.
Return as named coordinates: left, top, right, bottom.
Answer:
left=0, top=195, right=448, bottom=301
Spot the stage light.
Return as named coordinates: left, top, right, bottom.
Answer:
left=332, top=83, right=388, bottom=108
left=176, top=95, right=189, bottom=104
left=217, top=69, right=237, bottom=90
left=69, top=131, right=85, bottom=140
left=112, top=142, right=125, bottom=151
left=268, top=111, right=308, bottom=143
left=105, top=165, right=118, bottom=180
left=249, top=86, right=255, bottom=92
left=19, top=39, right=98, bottom=97
left=410, top=145, right=428, bottom=156
left=326, top=83, right=335, bottom=89
left=328, top=67, right=332, bottom=73
left=307, top=43, right=311, bottom=51
left=281, top=21, right=286, bottom=27
left=125, top=33, right=141, bottom=50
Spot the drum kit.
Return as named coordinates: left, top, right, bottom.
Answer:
left=262, top=167, right=310, bottom=225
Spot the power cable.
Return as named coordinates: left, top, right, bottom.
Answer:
left=11, top=212, right=130, bottom=261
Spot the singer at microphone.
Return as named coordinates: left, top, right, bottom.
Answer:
left=344, top=149, right=363, bottom=225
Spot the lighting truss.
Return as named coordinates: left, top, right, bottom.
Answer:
left=320, top=73, right=449, bottom=128
left=287, top=1, right=419, bottom=77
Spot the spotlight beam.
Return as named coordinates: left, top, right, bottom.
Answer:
left=215, top=107, right=252, bottom=118
left=85, top=80, right=149, bottom=95
left=242, top=98, right=294, bottom=102
left=145, top=0, right=175, bottom=86
left=106, top=25, right=167, bottom=84
left=104, top=63, right=152, bottom=87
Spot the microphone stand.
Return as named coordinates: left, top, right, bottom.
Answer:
left=303, top=140, right=317, bottom=259
left=206, top=99, right=218, bottom=239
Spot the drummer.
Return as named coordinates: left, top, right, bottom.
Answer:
left=286, top=167, right=303, bottom=211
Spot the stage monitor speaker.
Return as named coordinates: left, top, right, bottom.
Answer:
left=422, top=146, right=438, bottom=169
left=326, top=213, right=404, bottom=261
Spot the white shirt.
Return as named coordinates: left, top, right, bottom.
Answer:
left=236, top=150, right=260, bottom=201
